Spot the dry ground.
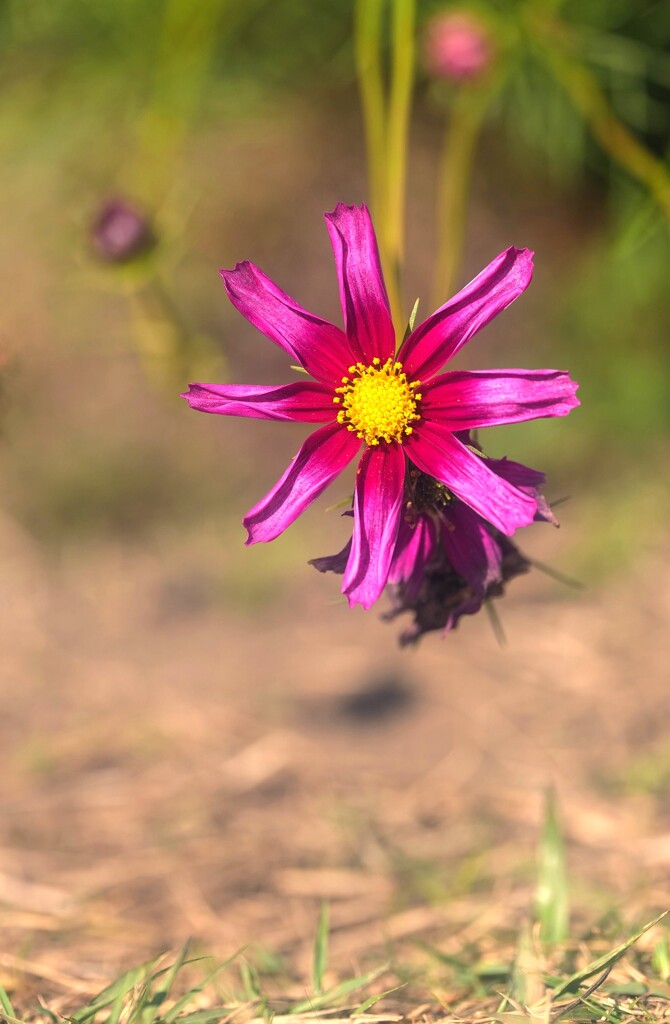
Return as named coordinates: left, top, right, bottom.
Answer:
left=1, top=502, right=669, bottom=1010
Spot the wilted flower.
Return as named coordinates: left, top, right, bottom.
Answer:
left=312, top=448, right=554, bottom=644
left=423, top=10, right=494, bottom=82
left=183, top=203, right=578, bottom=609
left=91, top=198, right=155, bottom=263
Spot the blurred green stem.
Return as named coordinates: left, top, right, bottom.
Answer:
left=355, top=0, right=387, bottom=227
left=385, top=0, right=416, bottom=331
left=355, top=0, right=414, bottom=336
left=546, top=50, right=670, bottom=224
left=432, top=88, right=489, bottom=308
left=128, top=0, right=229, bottom=213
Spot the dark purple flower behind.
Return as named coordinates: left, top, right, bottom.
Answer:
left=312, top=447, right=555, bottom=645
left=384, top=529, right=531, bottom=646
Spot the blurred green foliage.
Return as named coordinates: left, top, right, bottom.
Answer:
left=0, top=0, right=668, bottom=572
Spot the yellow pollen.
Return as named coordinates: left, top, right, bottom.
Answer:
left=333, top=358, right=422, bottom=446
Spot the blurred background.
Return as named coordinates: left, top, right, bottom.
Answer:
left=0, top=0, right=669, bottom=1001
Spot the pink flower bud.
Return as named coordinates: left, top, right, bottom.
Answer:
left=423, top=11, right=494, bottom=83
left=91, top=198, right=155, bottom=263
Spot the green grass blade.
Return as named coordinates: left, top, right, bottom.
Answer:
left=290, top=964, right=387, bottom=1014
left=171, top=1012, right=234, bottom=1024
left=552, top=910, right=669, bottom=999
left=163, top=949, right=245, bottom=1024
left=653, top=935, right=670, bottom=980
left=238, top=959, right=262, bottom=1001
left=355, top=982, right=406, bottom=1013
left=155, top=942, right=191, bottom=1000
left=70, top=960, right=154, bottom=1023
left=107, top=984, right=128, bottom=1024
left=535, top=788, right=569, bottom=944
left=0, top=983, right=16, bottom=1020
left=312, top=902, right=329, bottom=996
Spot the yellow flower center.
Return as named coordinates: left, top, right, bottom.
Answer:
left=333, top=357, right=422, bottom=446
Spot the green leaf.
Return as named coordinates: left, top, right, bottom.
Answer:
left=401, top=297, right=420, bottom=343
left=312, top=901, right=329, bottom=995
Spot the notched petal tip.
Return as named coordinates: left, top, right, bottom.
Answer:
left=507, top=245, right=535, bottom=281
left=181, top=383, right=206, bottom=404
left=219, top=259, right=254, bottom=284
left=344, top=589, right=375, bottom=611
left=242, top=521, right=257, bottom=546
left=324, top=201, right=369, bottom=224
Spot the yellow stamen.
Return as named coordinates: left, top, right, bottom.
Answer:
left=333, top=358, right=422, bottom=446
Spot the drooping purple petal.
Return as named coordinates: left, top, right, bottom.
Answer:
left=488, top=455, right=557, bottom=525
left=221, top=261, right=353, bottom=386
left=397, top=247, right=534, bottom=381
left=182, top=380, right=336, bottom=423
left=244, top=423, right=361, bottom=544
left=309, top=538, right=352, bottom=575
left=420, top=369, right=580, bottom=429
left=342, top=444, right=406, bottom=609
left=404, top=421, right=537, bottom=534
left=387, top=516, right=437, bottom=600
left=439, top=503, right=503, bottom=595
left=324, top=203, right=396, bottom=365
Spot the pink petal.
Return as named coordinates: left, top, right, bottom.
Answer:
left=404, top=421, right=537, bottom=535
left=325, top=203, right=396, bottom=365
left=439, top=504, right=503, bottom=594
left=244, top=423, right=361, bottom=544
left=488, top=455, right=557, bottom=525
left=221, top=261, right=353, bottom=387
left=342, top=444, right=406, bottom=609
left=182, top=380, right=336, bottom=423
left=421, top=369, right=580, bottom=429
left=397, top=247, right=534, bottom=381
left=387, top=516, right=437, bottom=600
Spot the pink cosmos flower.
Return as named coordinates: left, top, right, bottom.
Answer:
left=182, top=203, right=579, bottom=609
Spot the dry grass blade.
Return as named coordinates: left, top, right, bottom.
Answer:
left=0, top=954, right=102, bottom=997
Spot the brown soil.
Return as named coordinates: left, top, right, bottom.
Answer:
left=1, top=505, right=669, bottom=1006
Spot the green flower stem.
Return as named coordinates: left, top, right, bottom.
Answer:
left=355, top=0, right=412, bottom=336
left=355, top=0, right=388, bottom=227
left=385, top=0, right=416, bottom=331
left=432, top=88, right=489, bottom=309
left=545, top=49, right=670, bottom=224
left=130, top=276, right=191, bottom=390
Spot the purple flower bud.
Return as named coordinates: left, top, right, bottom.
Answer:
left=91, top=198, right=155, bottom=263
left=423, top=11, right=494, bottom=82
